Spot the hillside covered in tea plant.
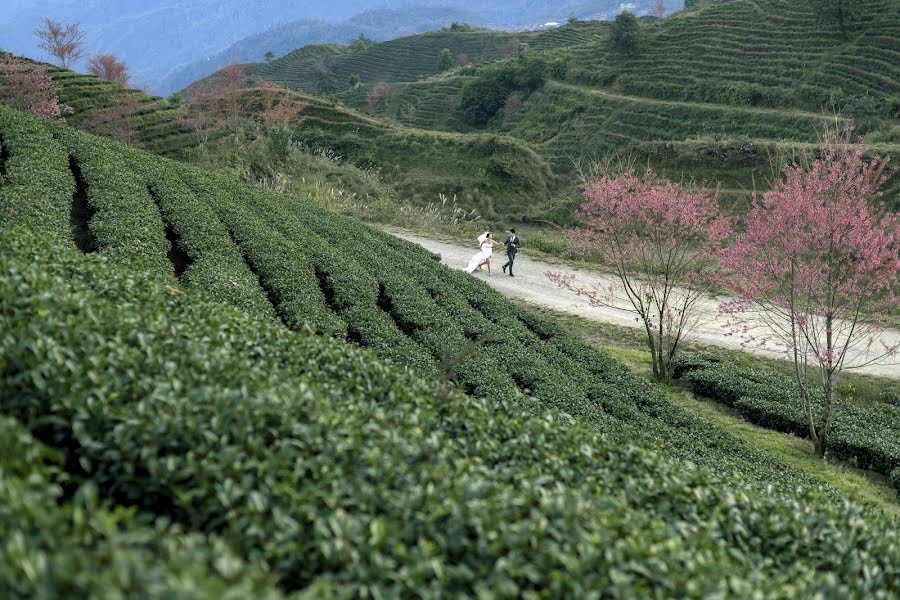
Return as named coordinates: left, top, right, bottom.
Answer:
left=236, top=0, right=900, bottom=213
left=2, top=103, right=900, bottom=596
left=248, top=26, right=525, bottom=95
left=0, top=52, right=556, bottom=220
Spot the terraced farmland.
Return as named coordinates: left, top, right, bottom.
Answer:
left=47, top=67, right=196, bottom=158
left=252, top=88, right=557, bottom=218
left=250, top=29, right=528, bottom=93
left=560, top=0, right=900, bottom=113
left=336, top=75, right=472, bottom=130
left=329, top=0, right=900, bottom=211
left=3, top=104, right=900, bottom=596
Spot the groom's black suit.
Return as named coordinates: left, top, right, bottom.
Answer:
left=502, top=235, right=521, bottom=275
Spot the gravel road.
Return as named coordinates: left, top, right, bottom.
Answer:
left=390, top=230, right=900, bottom=380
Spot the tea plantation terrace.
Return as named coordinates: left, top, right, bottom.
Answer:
left=1, top=105, right=900, bottom=595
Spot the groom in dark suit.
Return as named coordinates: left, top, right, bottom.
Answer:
left=501, top=228, right=522, bottom=277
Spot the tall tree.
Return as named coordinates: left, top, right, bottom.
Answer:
left=653, top=1, right=667, bottom=18
left=438, top=48, right=453, bottom=72
left=80, top=93, right=140, bottom=145
left=34, top=18, right=86, bottom=69
left=610, top=12, right=641, bottom=55
left=717, top=130, right=899, bottom=457
left=0, top=57, right=72, bottom=119
left=549, top=171, right=731, bottom=382
left=87, top=54, right=129, bottom=86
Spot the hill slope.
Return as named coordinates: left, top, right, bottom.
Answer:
left=157, top=7, right=488, bottom=95
left=275, top=89, right=556, bottom=217
left=47, top=66, right=196, bottom=157
left=249, top=28, right=527, bottom=94
left=3, top=103, right=900, bottom=595
left=2, top=56, right=555, bottom=217
left=330, top=0, right=900, bottom=210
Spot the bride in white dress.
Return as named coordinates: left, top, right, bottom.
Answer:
left=465, top=232, right=495, bottom=275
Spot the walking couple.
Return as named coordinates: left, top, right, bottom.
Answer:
left=464, top=226, right=522, bottom=277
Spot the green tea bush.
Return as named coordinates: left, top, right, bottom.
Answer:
left=124, top=156, right=278, bottom=320
left=3, top=109, right=900, bottom=595
left=53, top=127, right=173, bottom=277
left=0, top=106, right=73, bottom=236
left=680, top=356, right=900, bottom=478
left=3, top=228, right=900, bottom=596
left=180, top=172, right=345, bottom=336
left=0, top=416, right=282, bottom=598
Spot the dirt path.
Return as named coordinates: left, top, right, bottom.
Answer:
left=390, top=230, right=900, bottom=380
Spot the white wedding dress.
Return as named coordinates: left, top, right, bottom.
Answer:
left=465, top=240, right=493, bottom=273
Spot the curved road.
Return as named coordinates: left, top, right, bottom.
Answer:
left=390, top=230, right=900, bottom=380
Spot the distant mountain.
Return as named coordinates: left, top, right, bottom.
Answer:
left=0, top=1, right=334, bottom=87
left=0, top=1, right=677, bottom=93
left=157, top=7, right=486, bottom=96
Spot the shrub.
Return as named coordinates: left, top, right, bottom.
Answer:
left=0, top=416, right=282, bottom=598
left=681, top=355, right=900, bottom=478
left=459, top=54, right=547, bottom=126
left=610, top=12, right=641, bottom=55
left=3, top=229, right=900, bottom=596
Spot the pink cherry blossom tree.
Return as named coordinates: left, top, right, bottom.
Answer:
left=717, top=130, right=899, bottom=457
left=0, top=56, right=72, bottom=119
left=549, top=170, right=731, bottom=382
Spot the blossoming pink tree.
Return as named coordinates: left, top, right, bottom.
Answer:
left=549, top=171, right=731, bottom=382
left=718, top=135, right=899, bottom=457
left=0, top=57, right=72, bottom=119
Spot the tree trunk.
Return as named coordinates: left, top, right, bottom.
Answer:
left=815, top=371, right=835, bottom=458
left=644, top=320, right=660, bottom=381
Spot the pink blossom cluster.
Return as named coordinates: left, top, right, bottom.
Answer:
left=717, top=138, right=899, bottom=370
left=0, top=57, right=72, bottom=119
left=572, top=170, right=730, bottom=286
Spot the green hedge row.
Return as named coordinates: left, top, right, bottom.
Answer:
left=241, top=187, right=438, bottom=374
left=0, top=415, right=282, bottom=598
left=123, top=155, right=278, bottom=321
left=678, top=355, right=900, bottom=488
left=0, top=106, right=73, bottom=236
left=52, top=127, right=173, bottom=277
left=3, top=227, right=900, bottom=596
left=177, top=168, right=342, bottom=335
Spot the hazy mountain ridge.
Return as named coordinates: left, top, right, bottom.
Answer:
left=0, top=0, right=677, bottom=93
left=157, top=7, right=487, bottom=95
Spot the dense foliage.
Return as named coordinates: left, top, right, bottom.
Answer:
left=609, top=12, right=641, bottom=55
left=677, top=353, right=900, bottom=491
left=2, top=106, right=900, bottom=595
left=459, top=54, right=548, bottom=126
left=0, top=415, right=283, bottom=597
